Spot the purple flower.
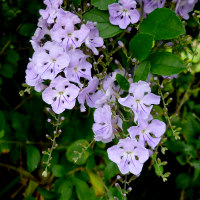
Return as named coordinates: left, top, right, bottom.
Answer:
left=85, top=21, right=104, bottom=55
left=108, top=0, right=140, bottom=29
left=51, top=24, right=90, bottom=51
left=39, top=0, right=63, bottom=24
left=128, top=116, right=166, bottom=149
left=173, top=0, right=198, bottom=20
left=118, top=81, right=160, bottom=122
left=107, top=138, right=149, bottom=175
left=42, top=76, right=80, bottom=114
left=143, top=0, right=165, bottom=14
left=64, top=49, right=92, bottom=86
left=78, top=77, right=99, bottom=112
left=32, top=41, right=70, bottom=80
left=92, top=104, right=115, bottom=143
left=25, top=61, right=46, bottom=92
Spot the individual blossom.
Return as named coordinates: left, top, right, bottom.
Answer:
left=173, top=0, right=198, bottom=20
left=85, top=21, right=104, bottom=55
left=92, top=104, right=115, bottom=143
left=64, top=49, right=92, bottom=86
left=118, top=81, right=160, bottom=122
left=39, top=0, right=63, bottom=24
left=108, top=0, right=140, bottom=29
left=51, top=23, right=90, bottom=51
left=25, top=61, right=46, bottom=92
left=107, top=138, right=149, bottom=175
left=42, top=76, right=80, bottom=114
left=128, top=116, right=166, bottom=149
left=143, top=0, right=165, bottom=14
left=32, top=41, right=70, bottom=80
left=78, top=77, right=99, bottom=112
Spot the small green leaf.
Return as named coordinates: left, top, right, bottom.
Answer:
left=0, top=130, right=5, bottom=139
left=149, top=52, right=186, bottom=76
left=6, top=50, right=19, bottom=65
left=129, top=33, right=154, bottom=61
left=26, top=145, right=41, bottom=172
left=91, top=0, right=116, bottom=10
left=88, top=171, right=105, bottom=196
left=19, top=23, right=35, bottom=37
left=176, top=173, right=192, bottom=189
left=66, top=139, right=91, bottom=165
left=140, top=8, right=185, bottom=40
left=54, top=178, right=73, bottom=200
left=52, top=165, right=66, bottom=177
left=104, top=162, right=119, bottom=181
left=133, top=60, right=151, bottom=82
left=38, top=187, right=59, bottom=200
left=74, top=178, right=96, bottom=200
left=83, top=9, right=122, bottom=38
left=0, top=63, right=16, bottom=78
left=154, top=163, right=163, bottom=177
left=116, top=74, right=130, bottom=91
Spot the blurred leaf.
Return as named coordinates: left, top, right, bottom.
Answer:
left=0, top=111, right=6, bottom=131
left=54, top=178, right=73, bottom=200
left=74, top=177, right=96, bottom=200
left=91, top=0, right=116, bottom=10
left=26, top=145, right=41, bottom=172
left=104, top=161, right=119, bottom=181
left=140, top=8, right=185, bottom=40
left=73, top=0, right=82, bottom=6
left=149, top=52, right=186, bottom=76
left=0, top=130, right=5, bottom=139
left=66, top=139, right=91, bottom=165
left=86, top=155, right=95, bottom=170
left=24, top=180, right=38, bottom=197
left=38, top=187, right=59, bottom=200
left=129, top=33, right=154, bottom=61
left=83, top=8, right=122, bottom=38
left=0, top=63, right=16, bottom=78
left=19, top=23, right=35, bottom=37
left=176, top=173, right=192, bottom=189
left=116, top=74, right=130, bottom=91
left=6, top=50, right=19, bottom=65
left=88, top=171, right=105, bottom=196
left=52, top=165, right=67, bottom=178
left=133, top=61, right=151, bottom=82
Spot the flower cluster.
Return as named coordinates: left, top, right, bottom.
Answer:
left=92, top=79, right=166, bottom=175
left=108, top=0, right=198, bottom=29
left=25, top=0, right=104, bottom=114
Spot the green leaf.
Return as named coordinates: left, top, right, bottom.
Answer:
left=66, top=139, right=91, bottom=165
left=52, top=165, right=66, bottom=177
left=88, top=171, right=105, bottom=196
left=83, top=8, right=122, bottom=38
left=0, top=63, right=16, bottom=78
left=104, top=161, right=119, bottom=181
left=26, top=145, right=41, bottom=172
left=176, top=173, right=192, bottom=189
left=19, top=23, right=35, bottom=37
left=74, top=178, right=95, bottom=200
left=140, top=8, right=185, bottom=40
left=91, top=0, right=116, bottom=10
left=149, top=52, right=186, bottom=76
left=116, top=74, right=130, bottom=91
left=38, top=187, right=59, bottom=200
left=154, top=163, right=163, bottom=177
left=73, top=0, right=82, bottom=6
left=129, top=33, right=154, bottom=61
left=6, top=50, right=19, bottom=65
left=133, top=61, right=151, bottom=82
left=0, top=130, right=5, bottom=139
left=54, top=178, right=73, bottom=200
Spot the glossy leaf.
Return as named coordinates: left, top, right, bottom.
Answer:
left=140, top=8, right=185, bottom=40
left=116, top=73, right=130, bottom=91
left=149, top=52, right=186, bottom=75
left=133, top=60, right=151, bottom=82
left=129, top=33, right=154, bottom=61
left=83, top=9, right=122, bottom=38
left=91, top=0, right=116, bottom=10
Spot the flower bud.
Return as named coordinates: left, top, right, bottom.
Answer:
left=128, top=187, right=132, bottom=191
left=42, top=170, right=48, bottom=177
left=118, top=41, right=124, bottom=48
left=61, top=116, right=65, bottom=120
left=47, top=118, right=51, bottom=122
left=86, top=3, right=90, bottom=7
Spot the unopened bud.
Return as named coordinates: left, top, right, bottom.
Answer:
left=61, top=116, right=65, bottom=120
left=53, top=130, right=57, bottom=134
left=42, top=170, right=48, bottom=177
left=116, top=175, right=121, bottom=180
left=78, top=8, right=81, bottom=12
left=128, top=187, right=132, bottom=191
left=115, top=59, right=119, bottom=65
left=118, top=40, right=124, bottom=48
left=109, top=38, right=113, bottom=42
left=46, top=107, right=50, bottom=112
left=47, top=118, right=51, bottom=123
left=86, top=3, right=90, bottom=7
left=154, top=77, right=158, bottom=81
left=126, top=27, right=132, bottom=33
left=58, top=129, right=62, bottom=133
